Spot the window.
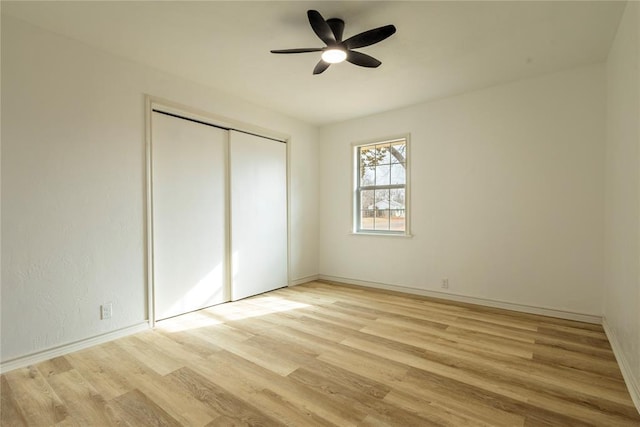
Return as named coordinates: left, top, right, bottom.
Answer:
left=353, top=136, right=410, bottom=235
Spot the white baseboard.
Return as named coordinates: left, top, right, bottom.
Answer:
left=289, top=274, right=320, bottom=287
left=602, top=318, right=640, bottom=413
left=318, top=275, right=602, bottom=324
left=0, top=322, right=150, bottom=374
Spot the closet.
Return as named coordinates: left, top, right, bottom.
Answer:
left=150, top=109, right=287, bottom=321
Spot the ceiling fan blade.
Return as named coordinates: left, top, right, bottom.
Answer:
left=326, top=18, right=345, bottom=42
left=307, top=10, right=336, bottom=45
left=313, top=60, right=331, bottom=75
left=270, top=48, right=323, bottom=54
left=343, top=25, right=396, bottom=49
left=346, top=50, right=382, bottom=68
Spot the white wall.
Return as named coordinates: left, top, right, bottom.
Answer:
left=0, top=15, right=319, bottom=363
left=319, top=64, right=605, bottom=317
left=604, top=0, right=640, bottom=406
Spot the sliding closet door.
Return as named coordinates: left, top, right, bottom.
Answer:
left=230, top=131, right=287, bottom=300
left=152, top=112, right=228, bottom=320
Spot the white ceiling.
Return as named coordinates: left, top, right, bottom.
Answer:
left=2, top=1, right=626, bottom=126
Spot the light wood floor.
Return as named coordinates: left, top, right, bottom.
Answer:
left=2, top=281, right=639, bottom=426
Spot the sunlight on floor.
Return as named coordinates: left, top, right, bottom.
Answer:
left=156, top=294, right=311, bottom=333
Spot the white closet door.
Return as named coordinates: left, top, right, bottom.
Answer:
left=152, top=112, right=228, bottom=320
left=230, top=130, right=287, bottom=300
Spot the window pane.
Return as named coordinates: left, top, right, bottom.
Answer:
left=375, top=189, right=390, bottom=206
left=361, top=166, right=375, bottom=186
left=361, top=189, right=375, bottom=210
left=390, top=163, right=405, bottom=185
left=374, top=189, right=390, bottom=230
left=360, top=190, right=375, bottom=230
left=389, top=210, right=405, bottom=231
left=359, top=147, right=371, bottom=169
left=359, top=146, right=373, bottom=161
left=375, top=165, right=390, bottom=186
left=376, top=144, right=392, bottom=164
left=360, top=211, right=374, bottom=230
left=390, top=142, right=406, bottom=164
left=375, top=211, right=390, bottom=230
left=360, top=146, right=381, bottom=168
left=390, top=188, right=405, bottom=208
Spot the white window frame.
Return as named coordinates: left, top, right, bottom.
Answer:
left=352, top=135, right=411, bottom=237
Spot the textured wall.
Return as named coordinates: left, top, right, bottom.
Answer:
left=604, top=0, right=640, bottom=400
left=319, top=64, right=605, bottom=316
left=1, top=15, right=319, bottom=362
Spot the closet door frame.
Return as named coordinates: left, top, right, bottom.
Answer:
left=144, top=95, right=291, bottom=327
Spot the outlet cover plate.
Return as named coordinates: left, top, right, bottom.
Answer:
left=101, top=302, right=113, bottom=320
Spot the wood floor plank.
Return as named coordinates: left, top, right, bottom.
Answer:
left=254, top=388, right=335, bottom=427
left=189, top=322, right=255, bottom=346
left=1, top=375, right=28, bottom=426
left=275, top=287, right=340, bottom=306
left=134, top=329, right=210, bottom=367
left=339, top=334, right=529, bottom=401
left=104, top=342, right=220, bottom=425
left=316, top=280, right=604, bottom=331
left=44, top=369, right=113, bottom=426
left=382, top=388, right=507, bottom=427
left=2, top=281, right=638, bottom=426
left=536, top=325, right=612, bottom=348
left=438, top=325, right=536, bottom=358
left=436, top=335, right=633, bottom=404
left=533, top=334, right=615, bottom=359
left=167, top=366, right=282, bottom=426
left=317, top=343, right=410, bottom=385
left=357, top=327, right=638, bottom=425
left=404, top=367, right=595, bottom=427
left=298, top=305, right=371, bottom=330
left=114, top=334, right=188, bottom=376
left=213, top=334, right=300, bottom=376
left=383, top=378, right=526, bottom=426
left=206, top=350, right=362, bottom=426
left=247, top=334, right=320, bottom=367
left=294, top=360, right=392, bottom=400
left=333, top=300, right=457, bottom=328
left=64, top=347, right=135, bottom=401
left=532, top=344, right=624, bottom=379
left=155, top=328, right=223, bottom=358
left=286, top=366, right=434, bottom=426
left=374, top=315, right=627, bottom=396
left=3, top=366, right=68, bottom=425
left=447, top=317, right=540, bottom=343
left=110, top=389, right=182, bottom=426
left=191, top=351, right=333, bottom=427
left=361, top=320, right=632, bottom=407
left=36, top=356, right=73, bottom=378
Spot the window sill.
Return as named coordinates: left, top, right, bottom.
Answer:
left=350, top=231, right=413, bottom=238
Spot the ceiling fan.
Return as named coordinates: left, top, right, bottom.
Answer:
left=271, top=10, right=396, bottom=75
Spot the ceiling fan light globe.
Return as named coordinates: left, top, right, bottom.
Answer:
left=321, top=48, right=347, bottom=64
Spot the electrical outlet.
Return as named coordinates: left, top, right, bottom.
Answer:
left=441, top=278, right=449, bottom=289
left=101, top=302, right=113, bottom=320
